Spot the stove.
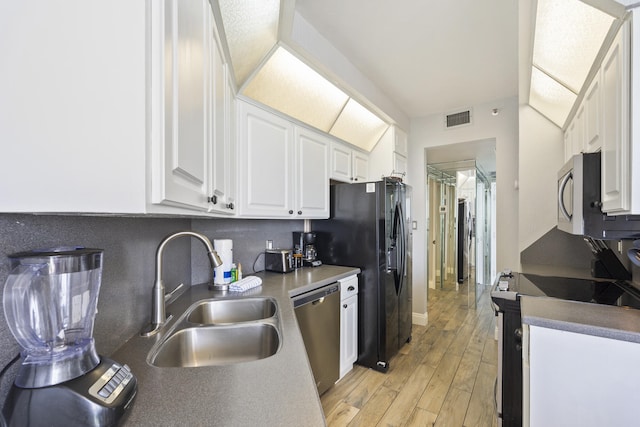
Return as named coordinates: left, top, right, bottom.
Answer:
left=490, top=272, right=632, bottom=427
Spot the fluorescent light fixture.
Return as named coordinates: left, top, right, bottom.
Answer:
left=218, top=0, right=280, bottom=86
left=529, top=67, right=577, bottom=127
left=243, top=47, right=350, bottom=131
left=529, top=0, right=616, bottom=127
left=533, top=0, right=614, bottom=93
left=329, top=98, right=389, bottom=152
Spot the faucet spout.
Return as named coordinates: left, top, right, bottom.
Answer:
left=142, top=231, right=222, bottom=337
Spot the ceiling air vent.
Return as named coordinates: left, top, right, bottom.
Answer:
left=445, top=109, right=472, bottom=128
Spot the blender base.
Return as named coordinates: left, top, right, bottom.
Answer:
left=2, top=357, right=137, bottom=427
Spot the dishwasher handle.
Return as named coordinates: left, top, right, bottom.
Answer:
left=292, top=283, right=339, bottom=308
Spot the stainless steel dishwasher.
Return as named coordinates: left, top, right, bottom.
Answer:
left=292, top=283, right=340, bottom=395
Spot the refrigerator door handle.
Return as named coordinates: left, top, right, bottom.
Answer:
left=397, top=202, right=406, bottom=295
left=392, top=201, right=404, bottom=294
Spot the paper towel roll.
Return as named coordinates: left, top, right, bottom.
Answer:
left=214, top=239, right=233, bottom=285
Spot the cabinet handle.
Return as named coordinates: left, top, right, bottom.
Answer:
left=289, top=210, right=294, bottom=214
left=354, top=177, right=358, bottom=182
left=227, top=202, right=234, bottom=210
left=298, top=210, right=302, bottom=215
left=348, top=286, right=355, bottom=291
left=208, top=195, right=217, bottom=204
left=343, top=304, right=348, bottom=309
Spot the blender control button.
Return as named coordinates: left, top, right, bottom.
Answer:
left=98, top=388, right=111, bottom=398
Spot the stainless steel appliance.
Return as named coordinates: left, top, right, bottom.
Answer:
left=292, top=283, right=340, bottom=395
left=314, top=178, right=412, bottom=372
left=557, top=152, right=640, bottom=239
left=293, top=232, right=322, bottom=267
left=491, top=271, right=640, bottom=426
left=2, top=247, right=137, bottom=427
left=264, top=249, right=294, bottom=273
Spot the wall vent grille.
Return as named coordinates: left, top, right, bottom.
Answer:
left=445, top=110, right=471, bottom=128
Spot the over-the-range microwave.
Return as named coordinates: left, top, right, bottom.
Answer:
left=557, top=152, right=640, bottom=239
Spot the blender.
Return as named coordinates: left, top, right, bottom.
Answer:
left=2, top=247, right=137, bottom=427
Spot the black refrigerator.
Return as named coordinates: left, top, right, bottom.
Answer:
left=314, top=178, right=412, bottom=372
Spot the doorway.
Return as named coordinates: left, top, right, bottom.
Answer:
left=426, top=158, right=496, bottom=308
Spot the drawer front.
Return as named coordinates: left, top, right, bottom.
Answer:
left=339, top=275, right=358, bottom=300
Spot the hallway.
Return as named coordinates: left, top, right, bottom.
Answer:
left=321, top=283, right=498, bottom=426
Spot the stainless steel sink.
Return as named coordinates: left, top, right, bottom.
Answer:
left=148, top=323, right=280, bottom=368
left=147, top=297, right=281, bottom=368
left=187, top=297, right=276, bottom=325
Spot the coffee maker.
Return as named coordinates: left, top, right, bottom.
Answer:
left=2, top=247, right=137, bottom=427
left=293, top=232, right=322, bottom=267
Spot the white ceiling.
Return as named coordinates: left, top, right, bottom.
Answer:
left=294, top=0, right=519, bottom=119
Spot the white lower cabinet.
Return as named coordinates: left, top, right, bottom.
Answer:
left=524, top=324, right=640, bottom=427
left=339, top=275, right=358, bottom=380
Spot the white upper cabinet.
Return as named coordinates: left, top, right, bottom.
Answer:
left=208, top=61, right=236, bottom=215
left=330, top=141, right=369, bottom=183
left=236, top=99, right=330, bottom=219
left=368, top=125, right=408, bottom=182
left=295, top=127, right=330, bottom=218
left=150, top=0, right=212, bottom=212
left=562, top=18, right=638, bottom=215
left=0, top=1, right=236, bottom=217
left=237, top=100, right=294, bottom=217
left=0, top=2, right=148, bottom=213
left=584, top=69, right=602, bottom=153
left=600, top=20, right=630, bottom=214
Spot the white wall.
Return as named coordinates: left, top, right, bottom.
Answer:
left=408, top=97, right=519, bottom=319
left=518, top=105, right=564, bottom=251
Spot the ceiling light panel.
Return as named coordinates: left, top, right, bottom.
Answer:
left=329, top=98, right=389, bottom=152
left=529, top=67, right=577, bottom=127
left=243, top=47, right=350, bottom=131
left=533, top=0, right=614, bottom=93
left=218, top=0, right=279, bottom=86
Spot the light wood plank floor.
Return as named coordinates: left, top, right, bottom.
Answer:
left=321, top=281, right=498, bottom=427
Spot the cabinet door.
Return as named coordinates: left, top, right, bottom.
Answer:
left=393, top=153, right=407, bottom=178
left=394, top=127, right=408, bottom=157
left=330, top=142, right=353, bottom=182
left=601, top=23, right=630, bottom=214
left=573, top=105, right=585, bottom=155
left=152, top=0, right=211, bottom=210
left=237, top=101, right=294, bottom=217
left=340, top=295, right=358, bottom=379
left=295, top=127, right=329, bottom=218
left=584, top=70, right=602, bottom=153
left=209, top=52, right=234, bottom=215
left=352, top=151, right=369, bottom=182
left=563, top=126, right=573, bottom=163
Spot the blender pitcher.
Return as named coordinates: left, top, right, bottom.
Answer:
left=3, top=247, right=103, bottom=388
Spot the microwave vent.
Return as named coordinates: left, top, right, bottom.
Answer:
left=445, top=110, right=472, bottom=128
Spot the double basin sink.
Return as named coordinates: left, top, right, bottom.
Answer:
left=147, top=297, right=281, bottom=368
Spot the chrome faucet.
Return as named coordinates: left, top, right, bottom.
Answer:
left=142, top=231, right=222, bottom=337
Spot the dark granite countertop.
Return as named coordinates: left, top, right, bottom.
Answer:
left=111, top=265, right=360, bottom=426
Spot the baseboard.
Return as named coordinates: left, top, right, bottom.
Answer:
left=412, top=311, right=428, bottom=326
